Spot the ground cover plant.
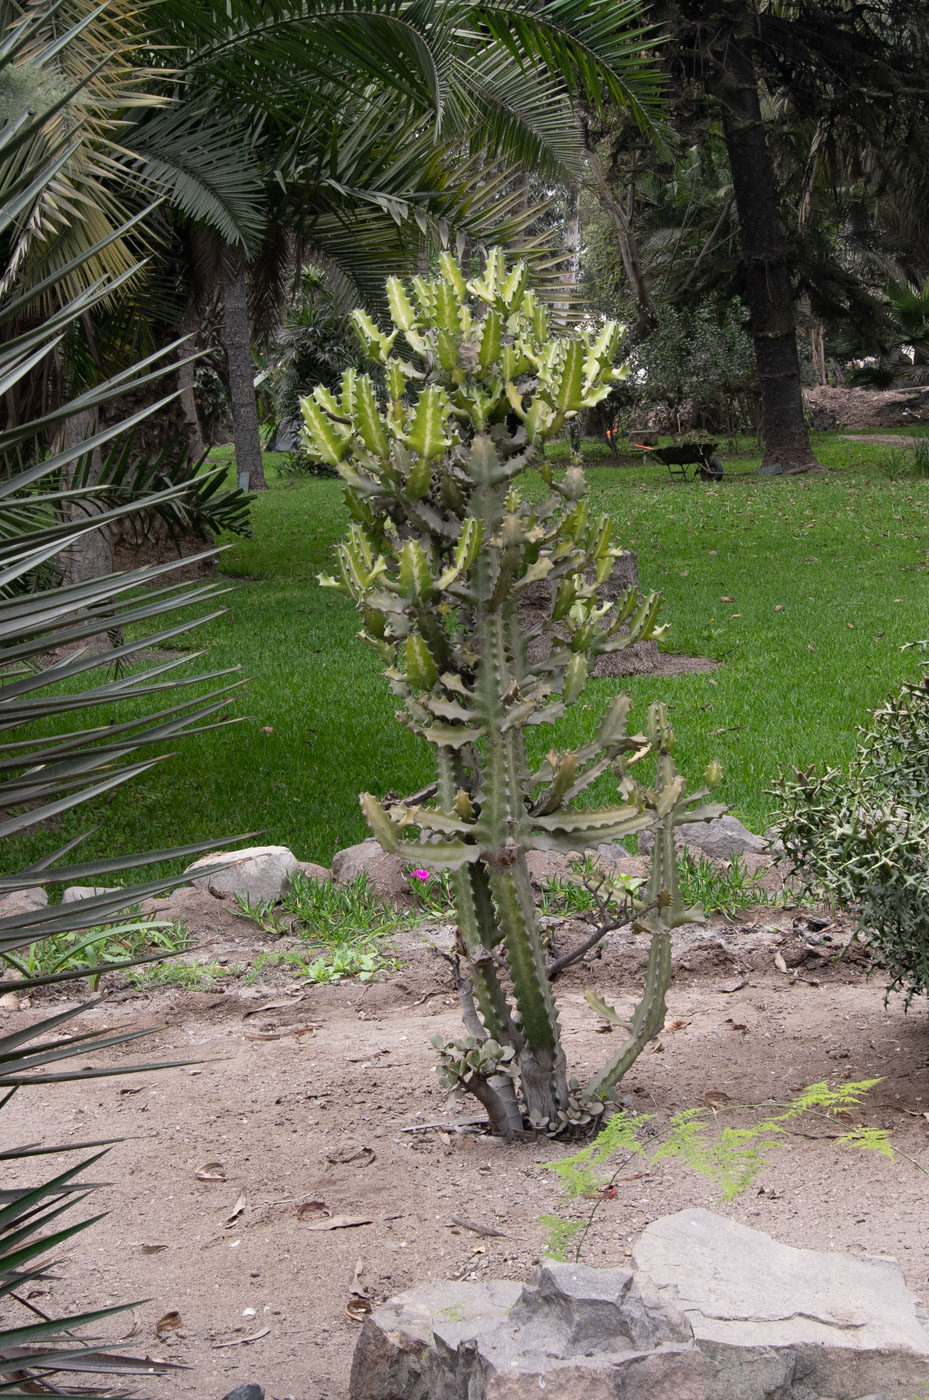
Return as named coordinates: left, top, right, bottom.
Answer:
left=6, top=427, right=929, bottom=884
left=235, top=871, right=405, bottom=982
left=540, top=1078, right=893, bottom=1262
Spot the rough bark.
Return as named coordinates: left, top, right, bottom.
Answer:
left=702, top=5, right=820, bottom=474
left=62, top=409, right=114, bottom=583
left=222, top=244, right=267, bottom=491
left=178, top=300, right=206, bottom=462
left=586, top=142, right=652, bottom=332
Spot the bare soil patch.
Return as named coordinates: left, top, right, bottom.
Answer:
left=805, top=385, right=929, bottom=431
left=838, top=433, right=926, bottom=448
left=4, top=909, right=929, bottom=1400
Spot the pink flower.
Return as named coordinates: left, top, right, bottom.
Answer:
left=410, top=869, right=430, bottom=882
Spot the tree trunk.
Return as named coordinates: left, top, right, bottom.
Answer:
left=178, top=300, right=206, bottom=462
left=703, top=6, right=820, bottom=474
left=222, top=244, right=267, bottom=491
left=62, top=408, right=114, bottom=583
left=585, top=139, right=653, bottom=334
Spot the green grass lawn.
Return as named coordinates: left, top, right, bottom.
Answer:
left=9, top=429, right=929, bottom=880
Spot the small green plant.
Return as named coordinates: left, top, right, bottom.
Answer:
left=237, top=874, right=404, bottom=983
left=235, top=871, right=402, bottom=941
left=406, top=865, right=457, bottom=917
left=879, top=440, right=929, bottom=479
left=306, top=248, right=724, bottom=1137
left=539, top=855, right=644, bottom=918
left=540, top=1079, right=891, bottom=1261
left=1, top=918, right=191, bottom=984
left=772, top=670, right=929, bottom=1002
left=677, top=851, right=780, bottom=919
left=253, top=944, right=399, bottom=983
left=129, top=958, right=243, bottom=990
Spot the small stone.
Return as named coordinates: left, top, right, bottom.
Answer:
left=62, top=886, right=118, bottom=903
left=298, top=861, right=332, bottom=883
left=638, top=814, right=766, bottom=859
left=0, top=887, right=48, bottom=917
left=221, top=1386, right=264, bottom=1400
left=185, top=846, right=301, bottom=903
left=331, top=839, right=412, bottom=907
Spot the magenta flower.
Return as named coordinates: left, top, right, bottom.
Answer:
left=410, top=868, right=430, bottom=881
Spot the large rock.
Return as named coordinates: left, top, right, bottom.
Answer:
left=331, top=839, right=412, bottom=907
left=350, top=1263, right=705, bottom=1399
left=0, top=887, right=48, bottom=918
left=184, top=846, right=300, bottom=903
left=638, top=815, right=767, bottom=859
left=632, top=1208, right=929, bottom=1400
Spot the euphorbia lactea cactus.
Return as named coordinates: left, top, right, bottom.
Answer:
left=306, top=249, right=723, bottom=1137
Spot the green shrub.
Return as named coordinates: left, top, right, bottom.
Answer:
left=772, top=667, right=929, bottom=1002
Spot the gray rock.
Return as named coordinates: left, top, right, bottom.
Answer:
left=62, top=886, right=118, bottom=903
left=350, top=1264, right=704, bottom=1399
left=638, top=814, right=767, bottom=859
left=221, top=1387, right=264, bottom=1400
left=184, top=846, right=301, bottom=903
left=0, top=887, right=48, bottom=917
left=297, top=860, right=332, bottom=884
left=331, top=839, right=413, bottom=907
left=524, top=850, right=582, bottom=887
left=594, top=846, right=649, bottom=881
left=632, top=1208, right=929, bottom=1400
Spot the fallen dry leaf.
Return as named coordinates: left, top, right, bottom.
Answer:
left=326, top=1144, right=376, bottom=1167
left=774, top=604, right=784, bottom=612
left=774, top=951, right=789, bottom=974
left=155, top=1311, right=182, bottom=1339
left=225, top=1192, right=247, bottom=1227
left=450, top=1216, right=506, bottom=1238
left=720, top=595, right=734, bottom=602
left=195, top=1162, right=226, bottom=1182
left=302, top=1214, right=373, bottom=1232
left=140, top=1243, right=168, bottom=1254
left=212, top=1326, right=270, bottom=1349
left=718, top=978, right=747, bottom=994
left=296, top=1200, right=330, bottom=1223
left=242, top=999, right=298, bottom=1018
left=346, top=1297, right=373, bottom=1322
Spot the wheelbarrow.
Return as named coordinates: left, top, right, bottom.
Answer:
left=635, top=441, right=724, bottom=482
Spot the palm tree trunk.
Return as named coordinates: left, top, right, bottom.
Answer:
left=62, top=409, right=114, bottom=583
left=222, top=244, right=267, bottom=492
left=705, top=5, right=819, bottom=474
left=178, top=301, right=206, bottom=461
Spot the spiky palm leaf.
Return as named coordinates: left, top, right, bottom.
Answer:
left=0, top=26, right=255, bottom=1397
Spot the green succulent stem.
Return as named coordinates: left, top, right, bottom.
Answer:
left=309, top=248, right=723, bottom=1134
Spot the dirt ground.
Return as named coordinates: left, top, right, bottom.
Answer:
left=804, top=384, right=929, bottom=430
left=5, top=904, right=929, bottom=1400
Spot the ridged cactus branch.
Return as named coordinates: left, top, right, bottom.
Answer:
left=307, top=248, right=724, bottom=1135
